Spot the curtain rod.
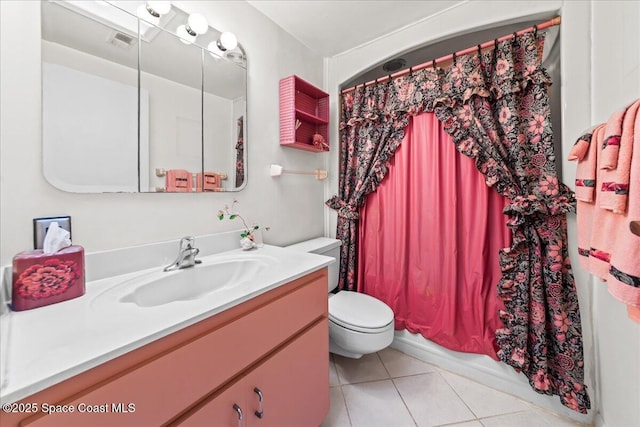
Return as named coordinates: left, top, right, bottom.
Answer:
left=341, top=16, right=561, bottom=94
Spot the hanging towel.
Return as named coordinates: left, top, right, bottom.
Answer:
left=195, top=172, right=221, bottom=192
left=165, top=169, right=192, bottom=192
left=599, top=107, right=626, bottom=171
left=599, top=99, right=640, bottom=214
left=568, top=124, right=601, bottom=163
left=570, top=99, right=640, bottom=322
left=569, top=124, right=605, bottom=203
left=586, top=112, right=629, bottom=279
left=606, top=102, right=640, bottom=314
left=570, top=124, right=605, bottom=271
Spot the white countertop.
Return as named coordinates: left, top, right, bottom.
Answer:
left=0, top=244, right=332, bottom=403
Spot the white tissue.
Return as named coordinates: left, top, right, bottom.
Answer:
left=43, top=221, right=72, bottom=254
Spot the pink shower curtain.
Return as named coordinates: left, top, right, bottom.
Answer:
left=358, top=112, right=511, bottom=358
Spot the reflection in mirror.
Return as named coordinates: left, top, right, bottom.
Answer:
left=40, top=0, right=247, bottom=193
left=42, top=1, right=141, bottom=192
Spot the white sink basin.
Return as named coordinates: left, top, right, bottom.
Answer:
left=96, top=254, right=277, bottom=308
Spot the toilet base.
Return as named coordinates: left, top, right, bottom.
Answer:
left=329, top=340, right=364, bottom=359
left=328, top=320, right=394, bottom=359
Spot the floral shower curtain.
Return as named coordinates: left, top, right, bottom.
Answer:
left=326, top=32, right=590, bottom=412
left=235, top=116, right=245, bottom=187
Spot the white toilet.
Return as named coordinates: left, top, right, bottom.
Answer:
left=286, top=237, right=395, bottom=359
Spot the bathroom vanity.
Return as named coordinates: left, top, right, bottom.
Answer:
left=0, top=236, right=331, bottom=426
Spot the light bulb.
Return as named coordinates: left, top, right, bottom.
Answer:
left=176, top=24, right=196, bottom=44
left=137, top=4, right=159, bottom=25
left=207, top=41, right=224, bottom=59
left=187, top=13, right=208, bottom=35
left=217, top=32, right=238, bottom=51
left=146, top=1, right=171, bottom=16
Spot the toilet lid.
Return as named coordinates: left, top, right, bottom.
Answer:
left=329, top=291, right=394, bottom=332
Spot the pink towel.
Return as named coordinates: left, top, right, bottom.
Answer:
left=587, top=117, right=628, bottom=279
left=598, top=99, right=640, bottom=214
left=599, top=107, right=626, bottom=171
left=570, top=124, right=605, bottom=271
left=195, top=172, right=221, bottom=192
left=568, top=125, right=600, bottom=162
left=165, top=169, right=192, bottom=192
left=606, top=102, right=640, bottom=313
left=570, top=124, right=605, bottom=202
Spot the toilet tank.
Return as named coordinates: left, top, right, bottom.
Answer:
left=286, top=238, right=342, bottom=292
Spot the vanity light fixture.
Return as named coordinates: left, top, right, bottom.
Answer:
left=145, top=1, right=171, bottom=17
left=137, top=1, right=171, bottom=26
left=217, top=32, right=238, bottom=51
left=176, top=24, right=196, bottom=44
left=186, top=13, right=208, bottom=36
left=207, top=41, right=225, bottom=58
left=177, top=13, right=208, bottom=44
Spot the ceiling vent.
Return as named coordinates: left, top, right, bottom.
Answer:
left=382, top=58, right=407, bottom=73
left=107, top=31, right=137, bottom=49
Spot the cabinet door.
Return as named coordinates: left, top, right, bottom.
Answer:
left=178, top=318, right=329, bottom=427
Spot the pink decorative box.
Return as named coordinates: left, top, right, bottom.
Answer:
left=11, top=245, right=85, bottom=311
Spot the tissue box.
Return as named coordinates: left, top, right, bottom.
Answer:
left=11, top=245, right=85, bottom=311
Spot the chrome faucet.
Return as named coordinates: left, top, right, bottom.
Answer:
left=164, top=236, right=202, bottom=272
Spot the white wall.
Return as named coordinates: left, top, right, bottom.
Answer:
left=326, top=1, right=638, bottom=425
left=0, top=0, right=329, bottom=267
left=589, top=3, right=640, bottom=427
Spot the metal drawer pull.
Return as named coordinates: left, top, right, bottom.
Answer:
left=233, top=403, right=243, bottom=426
left=253, top=387, right=264, bottom=418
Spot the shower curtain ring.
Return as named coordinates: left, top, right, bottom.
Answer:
left=432, top=59, right=437, bottom=69
left=409, top=66, right=413, bottom=75
left=533, top=24, right=538, bottom=37
left=477, top=44, right=482, bottom=56
left=452, top=52, right=457, bottom=64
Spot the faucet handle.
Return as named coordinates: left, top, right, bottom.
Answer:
left=180, top=236, right=195, bottom=249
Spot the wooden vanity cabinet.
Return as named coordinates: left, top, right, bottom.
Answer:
left=176, top=319, right=328, bottom=426
left=1, top=269, right=329, bottom=427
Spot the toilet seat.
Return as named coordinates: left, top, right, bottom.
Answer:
left=329, top=291, right=394, bottom=334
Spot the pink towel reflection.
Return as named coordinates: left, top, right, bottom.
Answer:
left=165, top=169, right=192, bottom=192
left=196, top=172, right=222, bottom=192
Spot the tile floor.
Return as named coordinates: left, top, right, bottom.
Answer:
left=321, top=348, right=589, bottom=427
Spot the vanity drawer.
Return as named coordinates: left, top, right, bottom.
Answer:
left=21, top=270, right=328, bottom=427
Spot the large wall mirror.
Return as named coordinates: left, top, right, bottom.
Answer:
left=41, top=0, right=247, bottom=193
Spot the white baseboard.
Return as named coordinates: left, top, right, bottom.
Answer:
left=392, top=330, right=594, bottom=425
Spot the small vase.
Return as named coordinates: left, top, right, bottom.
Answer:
left=240, top=236, right=256, bottom=250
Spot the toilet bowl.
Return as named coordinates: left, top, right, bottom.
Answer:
left=286, top=238, right=394, bottom=358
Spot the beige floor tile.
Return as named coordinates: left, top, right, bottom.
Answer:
left=334, top=352, right=390, bottom=384
left=342, top=380, right=415, bottom=427
left=393, top=373, right=476, bottom=427
left=440, top=371, right=530, bottom=418
left=321, top=386, right=351, bottom=427
left=329, top=355, right=341, bottom=387
left=479, top=410, right=588, bottom=427
left=378, top=347, right=439, bottom=378
left=445, top=421, right=483, bottom=427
